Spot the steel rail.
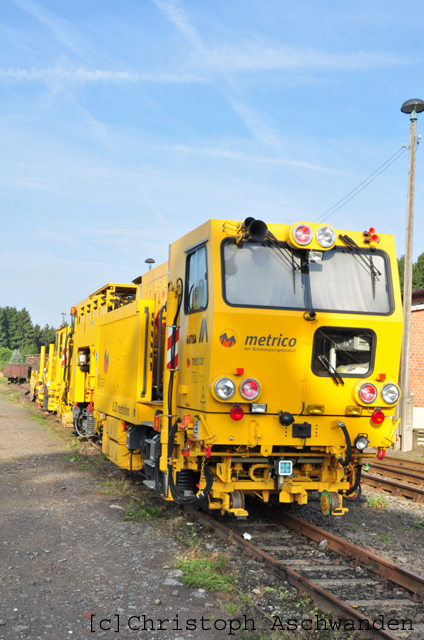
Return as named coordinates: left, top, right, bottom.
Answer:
left=184, top=506, right=400, bottom=640
left=276, top=511, right=424, bottom=600
left=362, top=472, right=424, bottom=503
left=375, top=456, right=424, bottom=474
left=367, top=461, right=424, bottom=487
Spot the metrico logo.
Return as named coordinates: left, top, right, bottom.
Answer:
left=219, top=330, right=237, bottom=347
left=245, top=334, right=297, bottom=347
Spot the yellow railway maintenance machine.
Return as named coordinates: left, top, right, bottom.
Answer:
left=44, top=325, right=73, bottom=418
left=65, top=219, right=403, bottom=518
left=30, top=345, right=46, bottom=406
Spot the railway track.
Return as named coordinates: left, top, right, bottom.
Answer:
left=186, top=504, right=424, bottom=640
left=363, top=456, right=424, bottom=503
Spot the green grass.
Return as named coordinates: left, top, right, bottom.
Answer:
left=122, top=502, right=160, bottom=522
left=224, top=603, right=238, bottom=614
left=175, top=555, right=234, bottom=592
left=68, top=452, right=86, bottom=463
left=367, top=494, right=389, bottom=509
left=99, top=479, right=114, bottom=486
left=0, top=378, right=22, bottom=401
left=412, top=520, right=424, bottom=530
left=30, top=414, right=48, bottom=426
left=379, top=533, right=390, bottom=543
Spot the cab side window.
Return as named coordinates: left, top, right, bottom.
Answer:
left=186, top=245, right=208, bottom=313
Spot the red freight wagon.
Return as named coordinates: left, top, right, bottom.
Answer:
left=4, top=364, right=31, bottom=383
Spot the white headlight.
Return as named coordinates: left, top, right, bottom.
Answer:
left=316, top=225, right=336, bottom=248
left=354, top=435, right=369, bottom=451
left=381, top=383, right=400, bottom=404
left=214, top=377, right=236, bottom=400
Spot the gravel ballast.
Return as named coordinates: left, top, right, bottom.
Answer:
left=2, top=385, right=424, bottom=639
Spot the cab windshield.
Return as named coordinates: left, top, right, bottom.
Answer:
left=222, top=240, right=392, bottom=314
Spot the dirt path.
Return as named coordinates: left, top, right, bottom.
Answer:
left=0, top=396, right=236, bottom=639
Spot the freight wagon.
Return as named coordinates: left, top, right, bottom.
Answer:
left=4, top=363, right=31, bottom=384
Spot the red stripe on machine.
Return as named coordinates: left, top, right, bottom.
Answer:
left=167, top=327, right=179, bottom=369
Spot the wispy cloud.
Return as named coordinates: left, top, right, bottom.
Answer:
left=228, top=98, right=282, bottom=148
left=151, top=0, right=409, bottom=153
left=195, top=45, right=410, bottom=72
left=160, top=144, right=338, bottom=173
left=152, top=0, right=205, bottom=52
left=0, top=66, right=205, bottom=85
left=12, top=0, right=88, bottom=58
left=152, top=1, right=411, bottom=72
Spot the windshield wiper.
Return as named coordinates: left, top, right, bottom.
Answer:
left=318, top=355, right=344, bottom=386
left=266, top=231, right=300, bottom=293
left=338, top=235, right=381, bottom=299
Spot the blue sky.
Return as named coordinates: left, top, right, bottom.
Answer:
left=1, top=0, right=423, bottom=327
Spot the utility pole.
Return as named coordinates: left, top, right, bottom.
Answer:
left=399, top=99, right=424, bottom=451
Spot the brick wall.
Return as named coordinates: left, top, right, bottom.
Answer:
left=410, top=307, right=424, bottom=407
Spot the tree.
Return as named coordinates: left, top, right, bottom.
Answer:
left=0, top=307, right=56, bottom=352
left=412, top=252, right=424, bottom=291
left=0, top=309, right=9, bottom=348
left=10, top=349, right=22, bottom=363
left=5, top=307, right=20, bottom=350
left=0, top=347, right=12, bottom=366
left=398, top=255, right=405, bottom=293
left=17, top=308, right=35, bottom=350
left=39, top=324, right=56, bottom=347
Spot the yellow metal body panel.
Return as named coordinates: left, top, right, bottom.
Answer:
left=104, top=415, right=129, bottom=445
left=96, top=299, right=155, bottom=420
left=103, top=435, right=143, bottom=471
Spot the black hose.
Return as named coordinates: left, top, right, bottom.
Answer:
left=111, top=292, right=125, bottom=306
left=62, top=333, right=73, bottom=404
left=167, top=419, right=213, bottom=504
left=337, top=422, right=352, bottom=467
left=346, top=464, right=362, bottom=496
left=63, top=332, right=72, bottom=382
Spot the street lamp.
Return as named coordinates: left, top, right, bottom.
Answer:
left=399, top=99, right=424, bottom=451
left=145, top=258, right=155, bottom=271
left=61, top=312, right=66, bottom=327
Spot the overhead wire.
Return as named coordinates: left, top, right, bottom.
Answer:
left=314, top=144, right=409, bottom=224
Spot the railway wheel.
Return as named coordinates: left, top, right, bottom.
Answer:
left=230, top=490, right=245, bottom=511
left=320, top=490, right=340, bottom=517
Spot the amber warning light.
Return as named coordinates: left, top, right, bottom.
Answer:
left=70, top=306, right=77, bottom=316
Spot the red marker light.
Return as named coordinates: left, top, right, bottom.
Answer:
left=371, top=409, right=385, bottom=425
left=359, top=383, right=377, bottom=404
left=240, top=378, right=260, bottom=400
left=293, top=224, right=312, bottom=245
left=369, top=227, right=375, bottom=234
left=230, top=405, right=244, bottom=421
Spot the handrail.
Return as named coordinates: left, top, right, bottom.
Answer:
left=141, top=306, right=150, bottom=398
left=156, top=304, right=166, bottom=399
